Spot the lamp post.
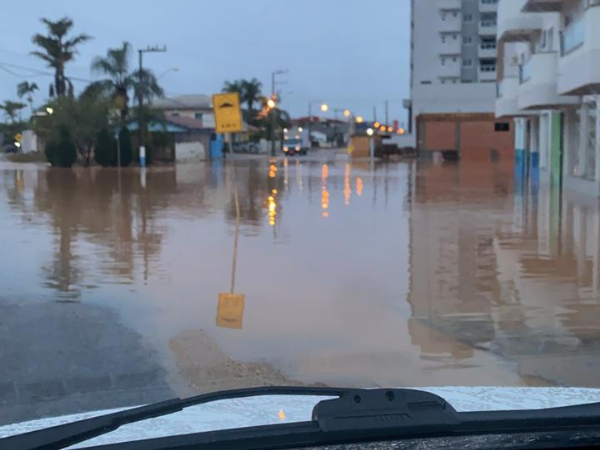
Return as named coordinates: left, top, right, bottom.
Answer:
left=270, top=69, right=288, bottom=156
left=308, top=101, right=328, bottom=149
left=138, top=45, right=166, bottom=168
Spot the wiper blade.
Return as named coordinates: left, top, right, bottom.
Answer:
left=5, top=387, right=600, bottom=450
left=1, top=386, right=351, bottom=450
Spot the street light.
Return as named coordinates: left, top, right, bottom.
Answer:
left=320, top=103, right=329, bottom=112
left=267, top=98, right=276, bottom=109
left=308, top=101, right=328, bottom=148
left=158, top=67, right=179, bottom=80
left=46, top=107, right=54, bottom=115
left=356, top=116, right=364, bottom=123
left=344, top=109, right=351, bottom=117
left=366, top=128, right=374, bottom=136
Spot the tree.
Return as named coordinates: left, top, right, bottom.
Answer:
left=222, top=80, right=243, bottom=95
left=223, top=78, right=263, bottom=124
left=84, top=42, right=136, bottom=121
left=45, top=126, right=77, bottom=168
left=35, top=94, right=111, bottom=167
left=131, top=68, right=164, bottom=106
left=119, top=126, right=133, bottom=167
left=31, top=17, right=91, bottom=97
left=17, top=82, right=39, bottom=115
left=0, top=100, right=26, bottom=123
left=240, top=78, right=262, bottom=121
left=94, top=128, right=116, bottom=167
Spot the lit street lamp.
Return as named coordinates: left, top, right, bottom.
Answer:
left=308, top=101, right=328, bottom=148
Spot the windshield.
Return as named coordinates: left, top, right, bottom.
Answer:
left=1, top=0, right=599, bottom=437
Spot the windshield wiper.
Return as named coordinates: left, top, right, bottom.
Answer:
left=0, top=386, right=351, bottom=450
left=4, top=387, right=600, bottom=450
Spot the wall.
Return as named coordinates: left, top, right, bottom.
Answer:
left=175, top=132, right=211, bottom=161
left=418, top=113, right=514, bottom=162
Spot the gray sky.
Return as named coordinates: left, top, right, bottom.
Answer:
left=0, top=0, right=410, bottom=123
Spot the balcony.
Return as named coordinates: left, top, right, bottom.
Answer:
left=497, top=0, right=543, bottom=42
left=522, top=0, right=563, bottom=12
left=480, top=0, right=498, bottom=13
left=438, top=61, right=462, bottom=78
left=480, top=64, right=498, bottom=81
left=438, top=0, right=462, bottom=10
left=440, top=14, right=462, bottom=32
left=518, top=52, right=581, bottom=109
left=479, top=19, right=498, bottom=36
left=479, top=42, right=498, bottom=58
left=495, top=76, right=522, bottom=117
left=558, top=6, right=600, bottom=95
left=439, top=38, right=462, bottom=55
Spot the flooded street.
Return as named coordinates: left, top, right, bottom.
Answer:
left=2, top=154, right=600, bottom=423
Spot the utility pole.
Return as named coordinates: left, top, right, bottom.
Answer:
left=385, top=100, right=389, bottom=126
left=138, top=45, right=166, bottom=167
left=270, top=69, right=288, bottom=156
left=373, top=106, right=377, bottom=123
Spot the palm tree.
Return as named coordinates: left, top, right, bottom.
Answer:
left=17, top=81, right=39, bottom=115
left=240, top=78, right=263, bottom=122
left=85, top=41, right=134, bottom=120
left=131, top=68, right=164, bottom=106
left=31, top=17, right=91, bottom=97
left=0, top=100, right=27, bottom=123
left=222, top=80, right=243, bottom=95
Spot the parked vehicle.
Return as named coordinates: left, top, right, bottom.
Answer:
left=283, top=138, right=305, bottom=156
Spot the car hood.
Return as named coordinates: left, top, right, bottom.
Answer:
left=3, top=387, right=600, bottom=449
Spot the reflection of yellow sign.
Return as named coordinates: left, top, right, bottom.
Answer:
left=213, top=93, right=243, bottom=134
left=217, top=293, right=245, bottom=329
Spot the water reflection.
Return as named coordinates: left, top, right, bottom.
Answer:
left=3, top=156, right=600, bottom=401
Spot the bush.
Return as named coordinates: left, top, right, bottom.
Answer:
left=44, top=140, right=58, bottom=166
left=95, top=128, right=116, bottom=167
left=119, top=126, right=133, bottom=167
left=55, top=127, right=77, bottom=168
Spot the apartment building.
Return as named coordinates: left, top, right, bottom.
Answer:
left=410, top=0, right=514, bottom=160
left=495, top=0, right=600, bottom=197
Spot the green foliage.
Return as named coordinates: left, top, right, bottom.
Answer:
left=44, top=140, right=58, bottom=166
left=0, top=100, right=27, bottom=123
left=222, top=78, right=263, bottom=124
left=35, top=94, right=111, bottom=166
left=45, top=127, right=77, bottom=167
left=119, top=126, right=133, bottom=167
left=94, top=128, right=116, bottom=167
left=31, top=17, right=92, bottom=97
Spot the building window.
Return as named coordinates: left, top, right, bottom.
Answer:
left=453, top=34, right=458, bottom=40
left=441, top=57, right=446, bottom=66
left=453, top=11, right=458, bottom=17
left=495, top=122, right=510, bottom=132
left=452, top=57, right=457, bottom=62
left=194, top=113, right=203, bottom=120
left=442, top=35, right=446, bottom=43
left=442, top=12, right=447, bottom=20
left=463, top=59, right=472, bottom=66
left=463, top=36, right=473, bottom=44
left=463, top=13, right=473, bottom=22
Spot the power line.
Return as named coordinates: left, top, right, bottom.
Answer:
left=0, top=60, right=94, bottom=83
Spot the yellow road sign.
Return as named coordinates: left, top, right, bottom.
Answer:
left=213, top=93, right=243, bottom=134
left=216, top=292, right=245, bottom=329
left=14, top=133, right=23, bottom=142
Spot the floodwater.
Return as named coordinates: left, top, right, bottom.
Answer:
left=2, top=154, right=600, bottom=423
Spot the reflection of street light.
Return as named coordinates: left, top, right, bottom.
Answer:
left=356, top=116, right=364, bottom=123
left=46, top=107, right=54, bottom=115
left=366, top=128, right=374, bottom=136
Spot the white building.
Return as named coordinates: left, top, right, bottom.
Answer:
left=495, top=0, right=600, bottom=197
left=153, top=94, right=216, bottom=128
left=408, top=0, right=515, bottom=159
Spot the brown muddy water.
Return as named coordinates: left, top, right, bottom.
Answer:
left=2, top=154, right=600, bottom=423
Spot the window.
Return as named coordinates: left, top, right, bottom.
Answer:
left=495, top=122, right=510, bottom=132
left=452, top=57, right=457, bottom=62
left=463, top=36, right=473, bottom=44
left=442, top=35, right=446, bottom=43
left=463, top=13, right=473, bottom=22
left=442, top=12, right=447, bottom=20
left=194, top=113, right=203, bottom=120
left=463, top=59, right=472, bottom=66
left=453, top=11, right=458, bottom=17
left=441, top=57, right=446, bottom=66
left=453, top=34, right=457, bottom=40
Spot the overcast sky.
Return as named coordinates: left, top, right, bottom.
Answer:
left=0, top=0, right=410, bottom=123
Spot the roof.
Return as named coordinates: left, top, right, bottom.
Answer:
left=165, top=116, right=206, bottom=131
left=153, top=94, right=212, bottom=110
